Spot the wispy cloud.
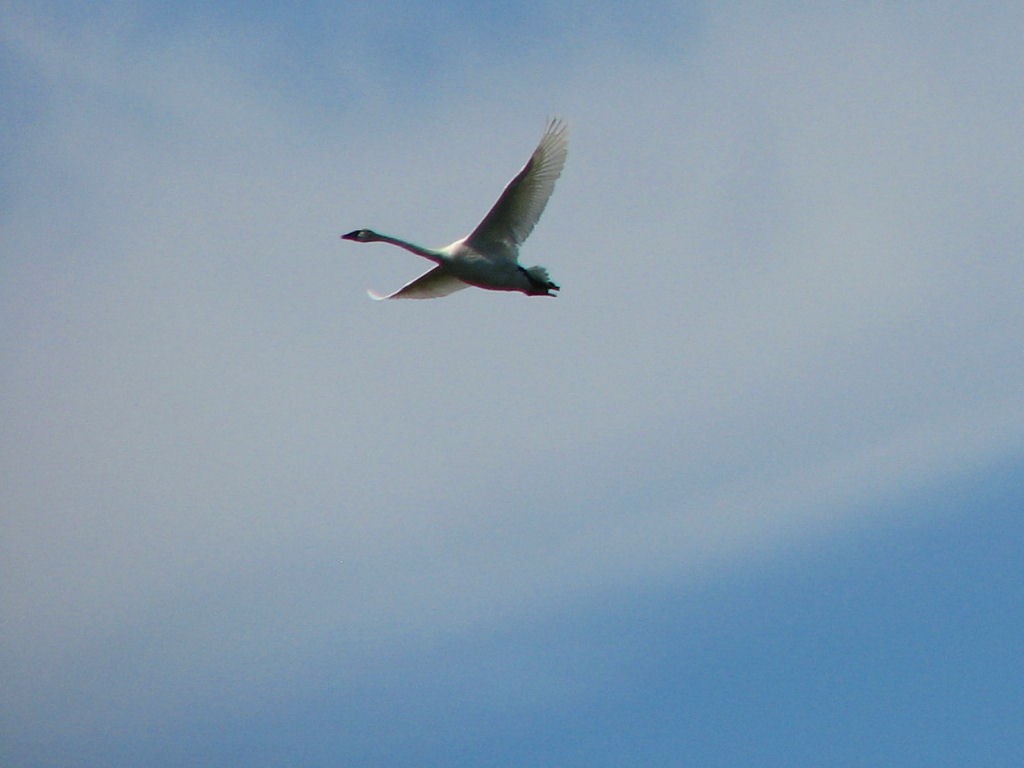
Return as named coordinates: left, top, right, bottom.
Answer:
left=2, top=2, right=1022, bottom=763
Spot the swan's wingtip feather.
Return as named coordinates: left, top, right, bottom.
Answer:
left=367, top=288, right=390, bottom=300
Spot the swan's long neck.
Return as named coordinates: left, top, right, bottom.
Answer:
left=374, top=233, right=445, bottom=263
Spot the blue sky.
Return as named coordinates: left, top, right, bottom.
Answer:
left=3, top=2, right=1023, bottom=766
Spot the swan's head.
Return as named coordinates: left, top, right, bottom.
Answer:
left=341, top=229, right=381, bottom=243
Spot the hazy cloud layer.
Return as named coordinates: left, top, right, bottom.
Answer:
left=2, top=2, right=1022, bottom=762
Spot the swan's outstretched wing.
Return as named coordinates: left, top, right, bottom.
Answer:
left=368, top=265, right=470, bottom=300
left=466, top=118, right=568, bottom=256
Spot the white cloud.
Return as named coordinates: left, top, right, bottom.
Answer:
left=2, top=1, right=1022, bottom=755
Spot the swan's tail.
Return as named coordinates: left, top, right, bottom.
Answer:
left=525, top=265, right=559, bottom=292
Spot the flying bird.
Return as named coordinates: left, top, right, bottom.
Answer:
left=341, top=118, right=568, bottom=299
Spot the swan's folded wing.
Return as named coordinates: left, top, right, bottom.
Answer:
left=466, top=118, right=568, bottom=255
left=368, top=266, right=471, bottom=300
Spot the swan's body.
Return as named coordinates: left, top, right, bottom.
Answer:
left=342, top=119, right=568, bottom=299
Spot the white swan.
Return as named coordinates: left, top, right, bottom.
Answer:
left=341, top=118, right=568, bottom=299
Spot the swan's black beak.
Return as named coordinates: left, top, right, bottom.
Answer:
left=341, top=231, right=360, bottom=241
